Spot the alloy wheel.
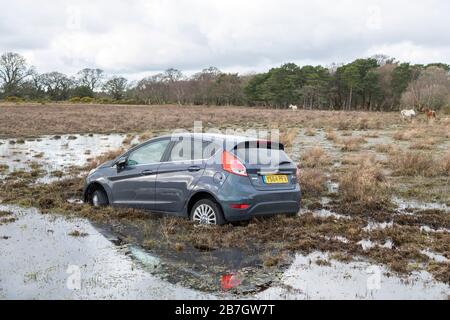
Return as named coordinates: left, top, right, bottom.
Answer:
left=192, top=204, right=217, bottom=225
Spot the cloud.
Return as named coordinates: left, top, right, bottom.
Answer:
left=1, top=0, right=449, bottom=79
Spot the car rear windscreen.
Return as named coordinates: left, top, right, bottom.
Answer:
left=234, top=146, right=292, bottom=166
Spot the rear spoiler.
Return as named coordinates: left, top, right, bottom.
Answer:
left=233, top=140, right=285, bottom=151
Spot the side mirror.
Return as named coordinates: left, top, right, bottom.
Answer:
left=116, top=157, right=128, bottom=170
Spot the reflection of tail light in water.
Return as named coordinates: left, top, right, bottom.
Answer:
left=220, top=273, right=242, bottom=290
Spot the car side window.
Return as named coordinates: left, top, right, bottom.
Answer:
left=168, top=139, right=217, bottom=162
left=127, top=139, right=170, bottom=166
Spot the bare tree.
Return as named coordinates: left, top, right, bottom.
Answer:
left=135, top=74, right=168, bottom=104
left=163, top=68, right=185, bottom=105
left=401, top=66, right=450, bottom=110
left=40, top=72, right=74, bottom=100
left=76, top=68, right=104, bottom=91
left=375, top=63, right=397, bottom=110
left=103, top=76, right=128, bottom=100
left=0, top=52, right=33, bottom=96
left=371, top=54, right=396, bottom=66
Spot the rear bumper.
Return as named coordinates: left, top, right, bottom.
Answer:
left=217, top=175, right=301, bottom=221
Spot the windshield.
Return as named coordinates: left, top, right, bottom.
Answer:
left=234, top=147, right=292, bottom=166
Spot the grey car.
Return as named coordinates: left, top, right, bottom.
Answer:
left=83, top=133, right=301, bottom=225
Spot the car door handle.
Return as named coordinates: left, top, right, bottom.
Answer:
left=141, top=170, right=154, bottom=176
left=187, top=166, right=201, bottom=172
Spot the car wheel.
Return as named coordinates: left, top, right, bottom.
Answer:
left=191, top=199, right=225, bottom=226
left=90, top=189, right=108, bottom=207
left=284, top=212, right=298, bottom=217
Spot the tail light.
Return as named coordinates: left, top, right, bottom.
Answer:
left=222, top=151, right=247, bottom=176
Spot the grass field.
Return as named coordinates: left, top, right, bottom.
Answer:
left=0, top=103, right=449, bottom=292
left=0, top=102, right=400, bottom=137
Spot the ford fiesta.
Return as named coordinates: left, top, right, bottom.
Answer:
left=83, top=133, right=301, bottom=225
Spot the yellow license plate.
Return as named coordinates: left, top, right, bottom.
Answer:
left=263, top=175, right=289, bottom=184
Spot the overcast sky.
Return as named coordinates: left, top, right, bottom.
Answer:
left=1, top=0, right=450, bottom=79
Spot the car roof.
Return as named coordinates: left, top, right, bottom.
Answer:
left=158, top=132, right=262, bottom=144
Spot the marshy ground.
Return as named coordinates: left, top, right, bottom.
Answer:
left=0, top=103, right=449, bottom=299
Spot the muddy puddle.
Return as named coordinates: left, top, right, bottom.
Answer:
left=0, top=204, right=217, bottom=299
left=393, top=197, right=450, bottom=212
left=257, top=252, right=449, bottom=299
left=0, top=134, right=125, bottom=182
left=93, top=220, right=285, bottom=294
left=1, top=204, right=448, bottom=299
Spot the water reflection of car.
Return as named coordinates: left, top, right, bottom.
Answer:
left=84, top=133, right=301, bottom=225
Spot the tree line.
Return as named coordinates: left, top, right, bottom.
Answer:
left=1, top=52, right=449, bottom=111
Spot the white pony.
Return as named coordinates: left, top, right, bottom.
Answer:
left=401, top=109, right=416, bottom=121
left=288, top=104, right=298, bottom=111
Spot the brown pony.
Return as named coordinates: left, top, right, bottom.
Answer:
left=423, top=108, right=436, bottom=120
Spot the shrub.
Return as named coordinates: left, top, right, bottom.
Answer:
left=339, top=164, right=390, bottom=209
left=4, top=96, right=24, bottom=103
left=80, top=96, right=94, bottom=103
left=69, top=97, right=81, bottom=103
left=96, top=97, right=113, bottom=104
left=441, top=105, right=450, bottom=115
left=37, top=98, right=50, bottom=105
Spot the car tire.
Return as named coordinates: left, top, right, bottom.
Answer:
left=190, top=199, right=226, bottom=226
left=284, top=212, right=298, bottom=217
left=90, top=189, right=108, bottom=207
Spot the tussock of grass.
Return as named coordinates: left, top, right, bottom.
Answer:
left=337, top=121, right=351, bottom=131
left=340, top=136, right=367, bottom=152
left=357, top=119, right=371, bottom=130
left=0, top=164, right=8, bottom=173
left=393, top=129, right=422, bottom=141
left=409, top=138, right=437, bottom=150
left=427, top=262, right=450, bottom=284
left=173, top=242, right=185, bottom=252
left=389, top=151, right=437, bottom=177
left=0, top=211, right=13, bottom=218
left=325, top=130, right=338, bottom=142
left=341, top=154, right=376, bottom=166
left=363, top=132, right=379, bottom=138
left=0, top=216, right=17, bottom=225
left=262, top=252, right=287, bottom=267
left=298, top=168, right=327, bottom=197
left=440, top=152, right=450, bottom=176
left=68, top=230, right=88, bottom=237
left=280, top=128, right=299, bottom=148
left=375, top=144, right=394, bottom=153
left=339, top=164, right=390, bottom=209
left=301, top=147, right=331, bottom=168
left=138, top=131, right=154, bottom=142
left=304, top=127, right=316, bottom=136
left=143, top=239, right=156, bottom=249
left=86, top=148, right=125, bottom=170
